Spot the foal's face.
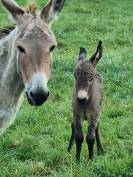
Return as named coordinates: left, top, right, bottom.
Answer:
left=1, top=0, right=65, bottom=106
left=75, top=42, right=103, bottom=104
left=75, top=61, right=96, bottom=103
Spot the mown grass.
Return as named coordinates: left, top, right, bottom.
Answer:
left=0, top=0, right=133, bottom=176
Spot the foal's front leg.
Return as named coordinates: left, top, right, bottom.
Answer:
left=74, top=115, right=84, bottom=161
left=86, top=118, right=97, bottom=160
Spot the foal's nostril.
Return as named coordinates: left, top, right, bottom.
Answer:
left=77, top=97, right=87, bottom=104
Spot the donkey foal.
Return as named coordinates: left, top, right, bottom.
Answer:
left=68, top=41, right=104, bottom=160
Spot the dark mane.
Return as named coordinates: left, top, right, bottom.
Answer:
left=26, top=4, right=37, bottom=14
left=0, top=26, right=15, bottom=39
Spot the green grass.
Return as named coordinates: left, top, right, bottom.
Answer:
left=0, top=0, right=133, bottom=176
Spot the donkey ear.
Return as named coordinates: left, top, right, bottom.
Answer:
left=1, top=0, right=24, bottom=20
left=90, top=40, right=103, bottom=67
left=78, top=47, right=86, bottom=60
left=41, top=0, right=65, bottom=23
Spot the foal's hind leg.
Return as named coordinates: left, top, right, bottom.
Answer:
left=67, top=122, right=75, bottom=152
left=95, top=122, right=104, bottom=155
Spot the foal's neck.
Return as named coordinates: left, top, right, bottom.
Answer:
left=0, top=27, right=24, bottom=108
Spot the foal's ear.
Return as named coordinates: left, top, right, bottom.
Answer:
left=1, top=0, right=24, bottom=20
left=78, top=47, right=86, bottom=60
left=41, top=0, right=65, bottom=24
left=90, top=40, right=103, bottom=67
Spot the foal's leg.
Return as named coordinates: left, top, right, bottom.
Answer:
left=95, top=122, right=104, bottom=155
left=86, top=118, right=97, bottom=160
left=74, top=115, right=84, bottom=161
left=67, top=122, right=75, bottom=152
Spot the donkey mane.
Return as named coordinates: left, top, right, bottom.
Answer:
left=0, top=26, right=15, bottom=39
left=26, top=4, right=37, bottom=14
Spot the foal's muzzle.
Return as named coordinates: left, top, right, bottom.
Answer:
left=26, top=89, right=49, bottom=106
left=77, top=90, right=88, bottom=104
left=77, top=97, right=87, bottom=104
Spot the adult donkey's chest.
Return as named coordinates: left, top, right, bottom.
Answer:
left=0, top=29, right=24, bottom=135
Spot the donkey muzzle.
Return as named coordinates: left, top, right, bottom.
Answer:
left=25, top=73, right=49, bottom=106
left=77, top=97, right=87, bottom=104
left=26, top=89, right=49, bottom=106
left=77, top=90, right=88, bottom=104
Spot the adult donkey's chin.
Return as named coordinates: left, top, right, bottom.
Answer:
left=0, top=0, right=65, bottom=135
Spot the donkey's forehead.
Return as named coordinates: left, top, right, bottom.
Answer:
left=18, top=14, right=54, bottom=37
left=18, top=22, right=56, bottom=44
left=23, top=25, right=54, bottom=39
left=76, top=60, right=93, bottom=72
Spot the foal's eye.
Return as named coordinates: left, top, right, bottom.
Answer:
left=88, top=78, right=94, bottom=82
left=17, top=46, right=26, bottom=54
left=84, top=72, right=89, bottom=74
left=49, top=45, right=56, bottom=52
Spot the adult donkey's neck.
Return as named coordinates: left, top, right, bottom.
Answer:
left=0, top=27, right=24, bottom=108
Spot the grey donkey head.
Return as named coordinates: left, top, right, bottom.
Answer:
left=1, top=0, right=65, bottom=106
left=74, top=41, right=103, bottom=104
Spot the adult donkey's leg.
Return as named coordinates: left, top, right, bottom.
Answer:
left=74, top=115, right=84, bottom=161
left=95, top=122, right=104, bottom=155
left=67, top=121, right=75, bottom=152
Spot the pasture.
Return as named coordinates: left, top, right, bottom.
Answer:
left=0, top=0, right=133, bottom=176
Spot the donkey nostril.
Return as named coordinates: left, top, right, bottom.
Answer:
left=28, top=90, right=49, bottom=106
left=77, top=97, right=87, bottom=104
left=47, top=91, right=50, bottom=97
left=30, top=91, right=34, bottom=98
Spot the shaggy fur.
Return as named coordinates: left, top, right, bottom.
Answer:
left=68, top=41, right=104, bottom=160
left=0, top=0, right=65, bottom=135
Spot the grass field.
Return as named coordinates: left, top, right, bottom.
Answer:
left=0, top=0, right=133, bottom=176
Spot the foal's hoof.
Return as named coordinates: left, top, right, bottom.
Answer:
left=76, top=155, right=81, bottom=162
left=67, top=144, right=72, bottom=153
left=88, top=156, right=94, bottom=161
left=76, top=157, right=80, bottom=163
left=98, top=147, right=105, bottom=155
left=67, top=147, right=71, bottom=153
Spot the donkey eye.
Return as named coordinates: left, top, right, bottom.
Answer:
left=89, top=78, right=94, bottom=82
left=49, top=45, right=56, bottom=52
left=17, top=46, right=26, bottom=54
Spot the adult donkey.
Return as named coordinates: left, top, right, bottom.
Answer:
left=0, top=0, right=65, bottom=135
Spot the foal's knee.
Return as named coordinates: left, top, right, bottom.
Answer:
left=75, top=130, right=84, bottom=145
left=86, top=130, right=95, bottom=146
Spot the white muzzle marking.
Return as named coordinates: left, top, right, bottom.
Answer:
left=77, top=90, right=88, bottom=100
left=25, top=73, right=49, bottom=93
